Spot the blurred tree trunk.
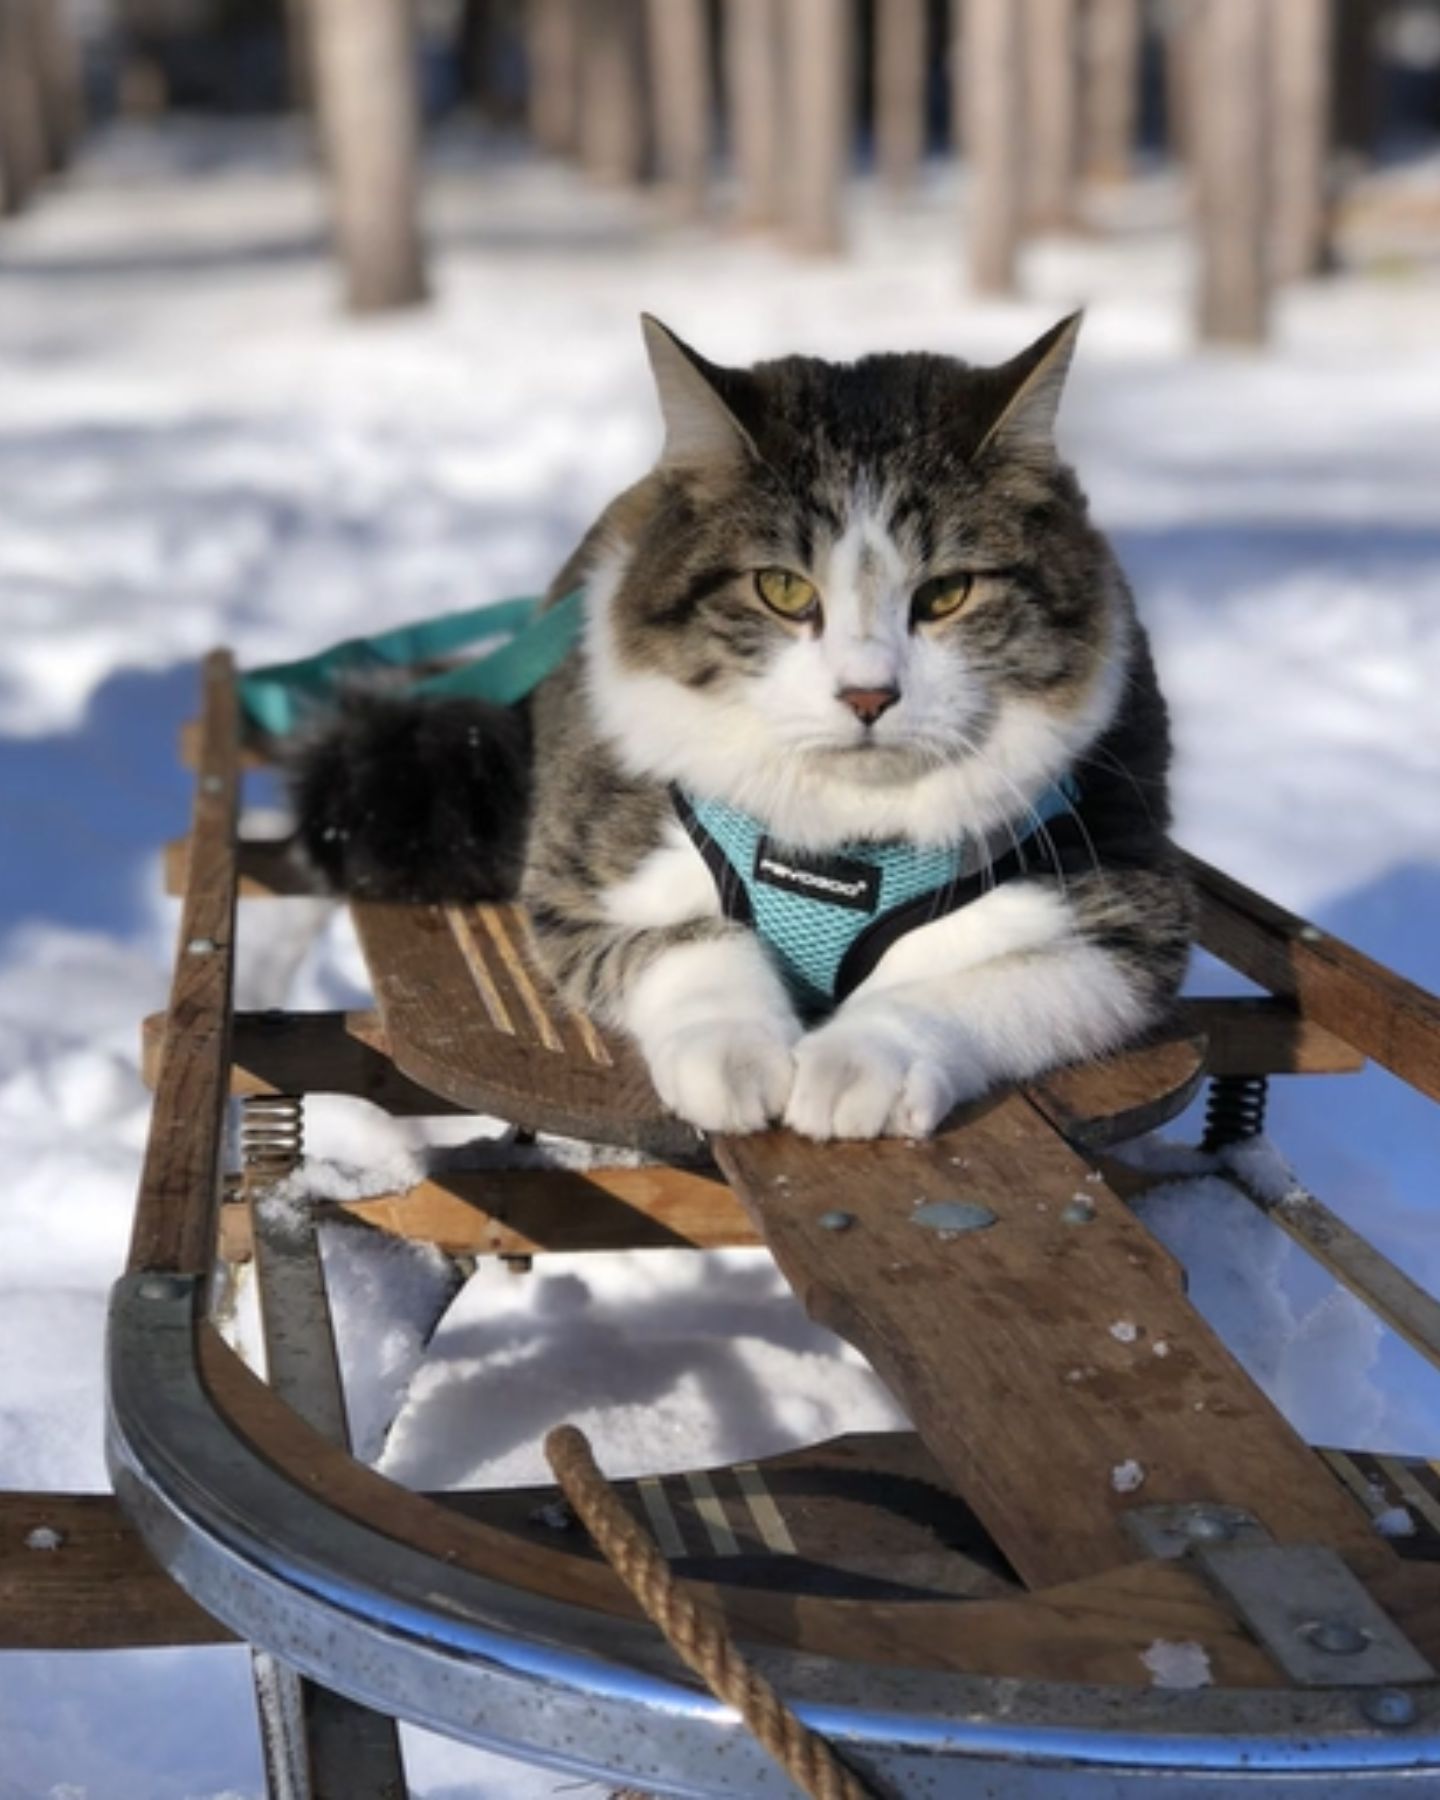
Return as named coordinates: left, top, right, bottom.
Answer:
left=785, top=0, right=852, bottom=253
left=578, top=0, right=647, bottom=185
left=460, top=0, right=523, bottom=123
left=1332, top=0, right=1381, bottom=162
left=309, top=0, right=430, bottom=313
left=1024, top=0, right=1080, bottom=227
left=27, top=0, right=85, bottom=172
left=875, top=0, right=926, bottom=192
left=284, top=0, right=319, bottom=113
left=963, top=0, right=1024, bottom=292
left=114, top=0, right=184, bottom=115
left=948, top=0, right=961, bottom=156
left=1161, top=0, right=1198, bottom=165
left=1194, top=0, right=1268, bottom=342
left=0, top=0, right=48, bottom=214
left=1271, top=0, right=1332, bottom=281
left=526, top=0, right=579, bottom=152
left=725, top=0, right=783, bottom=227
left=1082, top=0, right=1140, bottom=183
left=645, top=0, right=709, bottom=217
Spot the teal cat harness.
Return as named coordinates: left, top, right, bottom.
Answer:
left=674, top=782, right=1088, bottom=1019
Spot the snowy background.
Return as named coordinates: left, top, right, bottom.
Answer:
left=1, top=121, right=1439, bottom=1798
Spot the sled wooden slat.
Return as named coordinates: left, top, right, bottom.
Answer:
left=0, top=1493, right=233, bottom=1649
left=1029, top=1025, right=1206, bottom=1149
left=219, top=1163, right=755, bottom=1260
left=1181, top=996, right=1363, bottom=1077
left=1186, top=851, right=1440, bottom=1101
left=352, top=899, right=699, bottom=1157
left=194, top=1325, right=1344, bottom=1685
left=12, top=1430, right=1438, bottom=1661
left=351, top=895, right=1264, bottom=1161
left=165, top=832, right=321, bottom=899
left=129, top=651, right=240, bottom=1277
left=714, top=1092, right=1381, bottom=1591
left=143, top=1009, right=470, bottom=1116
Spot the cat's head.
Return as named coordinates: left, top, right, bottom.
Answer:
left=583, top=316, right=1134, bottom=846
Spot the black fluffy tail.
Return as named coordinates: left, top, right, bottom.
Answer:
left=288, top=690, right=531, bottom=902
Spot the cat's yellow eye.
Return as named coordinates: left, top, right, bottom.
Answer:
left=912, top=574, right=975, bottom=623
left=755, top=568, right=819, bottom=621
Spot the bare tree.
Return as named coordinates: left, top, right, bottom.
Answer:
left=962, top=0, right=1025, bottom=292
left=725, top=0, right=783, bottom=228
left=875, top=0, right=927, bottom=192
left=645, top=0, right=710, bottom=217
left=1271, top=0, right=1333, bottom=281
left=1194, top=0, right=1269, bottom=342
left=308, top=0, right=430, bottom=313
left=1332, top=0, right=1382, bottom=164
left=1159, top=0, right=1199, bottom=165
left=284, top=0, right=320, bottom=113
left=0, top=0, right=48, bottom=214
left=1082, top=0, right=1141, bottom=183
left=785, top=0, right=852, bottom=253
left=1025, top=0, right=1080, bottom=228
left=27, top=0, right=85, bottom=172
left=578, top=0, right=647, bottom=185
left=526, top=0, right=579, bottom=154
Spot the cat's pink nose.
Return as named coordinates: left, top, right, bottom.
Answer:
left=838, top=685, right=900, bottom=726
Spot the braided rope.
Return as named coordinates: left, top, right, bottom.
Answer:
left=544, top=1425, right=879, bottom=1800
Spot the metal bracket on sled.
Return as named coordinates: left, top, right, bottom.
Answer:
left=1127, top=1503, right=1435, bottom=1690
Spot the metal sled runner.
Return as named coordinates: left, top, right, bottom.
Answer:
left=9, top=648, right=1440, bottom=1797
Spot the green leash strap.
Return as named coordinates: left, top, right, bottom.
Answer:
left=238, top=589, right=585, bottom=738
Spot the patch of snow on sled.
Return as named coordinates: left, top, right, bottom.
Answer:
left=378, top=1247, right=908, bottom=1491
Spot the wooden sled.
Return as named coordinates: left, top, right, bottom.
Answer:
left=9, top=648, right=1440, bottom=1797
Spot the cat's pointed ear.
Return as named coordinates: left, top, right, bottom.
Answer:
left=642, top=315, right=756, bottom=468
left=975, top=312, right=1083, bottom=462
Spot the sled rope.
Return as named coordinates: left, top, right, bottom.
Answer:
left=544, top=1425, right=880, bottom=1800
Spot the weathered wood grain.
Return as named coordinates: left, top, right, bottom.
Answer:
left=714, top=1092, right=1382, bottom=1590
left=129, top=652, right=239, bottom=1276
left=1185, top=997, right=1364, bottom=1077
left=200, top=1327, right=1382, bottom=1684
left=165, top=832, right=321, bottom=899
left=352, top=900, right=699, bottom=1157
left=1187, top=851, right=1440, bottom=1100
left=0, top=1493, right=232, bottom=1649
left=1030, top=1025, right=1206, bottom=1149
left=220, top=1163, right=753, bottom=1261
left=144, top=1009, right=468, bottom=1116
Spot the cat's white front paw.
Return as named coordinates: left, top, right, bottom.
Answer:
left=647, top=1019, right=796, bottom=1134
left=785, top=1020, right=987, bottom=1141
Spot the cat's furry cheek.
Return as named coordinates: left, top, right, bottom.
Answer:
left=623, top=936, right=802, bottom=1134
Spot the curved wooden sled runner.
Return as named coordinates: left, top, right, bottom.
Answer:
left=9, top=650, right=1440, bottom=1797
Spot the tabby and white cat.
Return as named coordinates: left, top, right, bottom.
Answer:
left=296, top=316, right=1192, bottom=1139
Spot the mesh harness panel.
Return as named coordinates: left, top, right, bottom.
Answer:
left=674, top=781, right=1090, bottom=1019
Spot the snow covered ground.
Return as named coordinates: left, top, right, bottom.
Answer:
left=1, top=121, right=1439, bottom=1797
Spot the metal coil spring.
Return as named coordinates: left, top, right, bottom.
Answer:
left=240, top=1093, right=305, bottom=1178
left=1201, top=1074, right=1268, bottom=1154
